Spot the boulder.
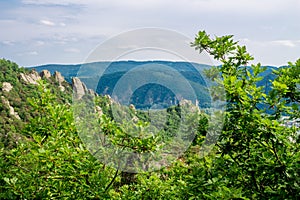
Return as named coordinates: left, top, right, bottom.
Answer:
left=1, top=96, right=21, bottom=120
left=72, top=77, right=88, bottom=100
left=104, top=94, right=115, bottom=104
left=132, top=115, right=139, bottom=123
left=95, top=105, right=103, bottom=116
left=2, top=82, right=13, bottom=92
left=54, top=71, right=65, bottom=85
left=179, top=99, right=200, bottom=112
left=58, top=85, right=65, bottom=92
left=39, top=70, right=51, bottom=79
left=88, top=89, right=98, bottom=97
left=129, top=104, right=136, bottom=110
left=20, top=70, right=41, bottom=85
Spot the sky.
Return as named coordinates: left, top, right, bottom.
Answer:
left=0, top=0, right=300, bottom=67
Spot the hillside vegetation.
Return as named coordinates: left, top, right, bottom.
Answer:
left=0, top=31, right=299, bottom=199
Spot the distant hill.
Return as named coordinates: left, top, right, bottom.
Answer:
left=30, top=61, right=281, bottom=110
left=31, top=61, right=211, bottom=109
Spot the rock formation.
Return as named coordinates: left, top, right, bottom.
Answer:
left=1, top=96, right=21, bottom=120
left=54, top=71, right=65, bottom=91
left=104, top=94, right=115, bottom=104
left=20, top=70, right=41, bottom=85
left=72, top=77, right=88, bottom=100
left=58, top=85, right=65, bottom=92
left=72, top=77, right=98, bottom=100
left=95, top=105, right=103, bottom=116
left=18, top=68, right=98, bottom=99
left=88, top=89, right=98, bottom=97
left=179, top=99, right=200, bottom=112
left=2, top=82, right=13, bottom=92
left=39, top=70, right=51, bottom=79
left=129, top=104, right=136, bottom=110
left=54, top=71, right=65, bottom=85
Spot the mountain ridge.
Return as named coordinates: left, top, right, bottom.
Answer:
left=30, top=60, right=280, bottom=109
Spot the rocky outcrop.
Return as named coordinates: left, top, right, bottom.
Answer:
left=88, top=89, right=98, bottom=97
left=19, top=69, right=68, bottom=91
left=95, top=105, right=103, bottom=116
left=58, top=85, right=65, bottom=92
left=72, top=77, right=88, bottom=100
left=54, top=71, right=65, bottom=91
left=2, top=82, right=13, bottom=92
left=39, top=70, right=51, bottom=79
left=19, top=68, right=98, bottom=99
left=179, top=99, right=200, bottom=112
left=54, top=71, right=65, bottom=85
left=20, top=70, right=41, bottom=85
left=129, top=104, right=136, bottom=110
left=104, top=94, right=115, bottom=104
left=72, top=77, right=98, bottom=100
left=1, top=96, right=21, bottom=120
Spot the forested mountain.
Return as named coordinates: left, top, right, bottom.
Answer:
left=0, top=31, right=299, bottom=199
left=31, top=61, right=212, bottom=109
left=31, top=61, right=279, bottom=110
left=31, top=61, right=280, bottom=90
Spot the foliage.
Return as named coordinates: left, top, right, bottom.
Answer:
left=0, top=59, right=72, bottom=149
left=190, top=31, right=300, bottom=198
left=0, top=29, right=299, bottom=199
left=0, top=81, right=113, bottom=199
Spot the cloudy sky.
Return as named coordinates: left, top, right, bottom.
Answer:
left=0, top=0, right=300, bottom=67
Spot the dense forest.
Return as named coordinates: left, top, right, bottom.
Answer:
left=0, top=32, right=299, bottom=199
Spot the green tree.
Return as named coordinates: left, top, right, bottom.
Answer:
left=190, top=31, right=300, bottom=199
left=0, top=82, right=114, bottom=199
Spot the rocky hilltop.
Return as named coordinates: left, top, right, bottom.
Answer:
left=16, top=68, right=97, bottom=98
left=0, top=59, right=98, bottom=149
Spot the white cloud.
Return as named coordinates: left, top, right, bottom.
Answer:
left=239, top=38, right=250, bottom=43
left=35, top=41, right=45, bottom=46
left=28, top=51, right=38, bottom=55
left=52, top=35, right=79, bottom=45
left=18, top=51, right=38, bottom=56
left=271, top=40, right=298, bottom=48
left=40, top=19, right=55, bottom=26
left=64, top=48, right=80, bottom=53
left=59, top=22, right=66, bottom=27
left=2, top=40, right=15, bottom=46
